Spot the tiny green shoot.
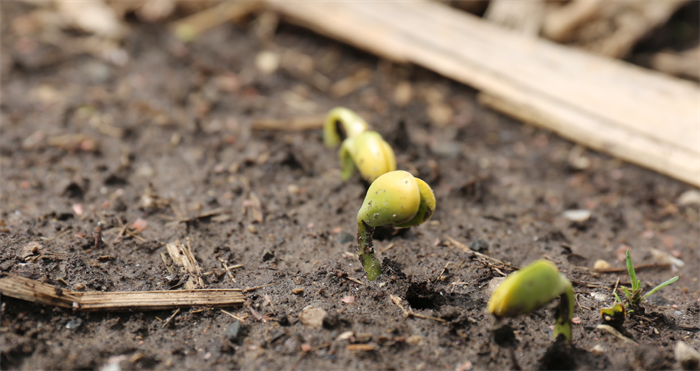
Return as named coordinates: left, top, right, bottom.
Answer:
left=620, top=250, right=678, bottom=307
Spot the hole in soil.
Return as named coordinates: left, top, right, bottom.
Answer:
left=404, top=282, right=474, bottom=310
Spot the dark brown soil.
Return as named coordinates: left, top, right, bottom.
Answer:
left=1, top=3, right=698, bottom=370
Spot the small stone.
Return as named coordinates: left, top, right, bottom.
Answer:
left=131, top=218, right=148, bottom=232
left=341, top=296, right=355, bottom=304
left=301, top=343, right=312, bottom=352
left=292, top=287, right=304, bottom=295
left=563, top=209, right=591, bottom=222
left=66, top=318, right=83, bottom=330
left=455, top=360, right=472, bottom=371
left=590, top=344, right=605, bottom=356
left=256, top=51, right=280, bottom=75
left=675, top=341, right=700, bottom=370
left=337, top=231, right=355, bottom=244
left=593, top=260, right=610, bottom=270
left=298, top=306, right=327, bottom=328
left=407, top=335, right=424, bottom=346
left=225, top=321, right=243, bottom=343
left=336, top=331, right=354, bottom=341
left=247, top=224, right=258, bottom=234
left=287, top=184, right=300, bottom=195
left=469, top=239, right=489, bottom=252
left=677, top=190, right=700, bottom=206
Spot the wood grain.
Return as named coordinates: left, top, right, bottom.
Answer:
left=267, top=1, right=700, bottom=187
left=0, top=275, right=245, bottom=311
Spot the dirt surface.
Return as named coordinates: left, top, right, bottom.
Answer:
left=1, top=3, right=699, bottom=370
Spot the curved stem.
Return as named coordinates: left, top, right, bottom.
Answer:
left=357, top=221, right=381, bottom=281
left=553, top=285, right=574, bottom=342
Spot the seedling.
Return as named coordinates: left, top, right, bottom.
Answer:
left=488, top=260, right=575, bottom=342
left=323, top=107, right=369, bottom=148
left=340, top=131, right=396, bottom=182
left=615, top=250, right=678, bottom=312
left=356, top=170, right=436, bottom=281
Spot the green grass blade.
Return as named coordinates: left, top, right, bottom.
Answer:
left=641, top=276, right=679, bottom=301
left=614, top=292, right=622, bottom=303
left=625, top=250, right=639, bottom=291
left=623, top=286, right=632, bottom=303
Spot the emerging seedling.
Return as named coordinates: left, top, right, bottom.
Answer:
left=340, top=131, right=396, bottom=183
left=614, top=250, right=678, bottom=313
left=323, top=107, right=369, bottom=148
left=488, top=260, right=575, bottom=342
left=356, top=170, right=436, bottom=281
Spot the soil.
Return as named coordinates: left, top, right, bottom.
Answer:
left=1, top=3, right=699, bottom=370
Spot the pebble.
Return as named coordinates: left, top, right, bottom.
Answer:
left=593, top=260, right=610, bottom=270
left=66, top=318, right=83, bottom=330
left=247, top=224, right=258, bottom=234
left=225, top=321, right=243, bottom=342
left=590, top=344, right=606, bottom=356
left=256, top=51, right=280, bottom=75
left=562, top=209, right=591, bottom=222
left=677, top=190, right=700, bottom=206
left=292, top=288, right=304, bottom=295
left=407, top=335, right=424, bottom=346
left=298, top=306, right=327, bottom=328
left=337, top=231, right=355, bottom=244
left=469, top=239, right=489, bottom=252
left=455, top=360, right=472, bottom=371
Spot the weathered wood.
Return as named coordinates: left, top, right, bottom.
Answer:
left=0, top=275, right=245, bottom=311
left=266, top=1, right=700, bottom=187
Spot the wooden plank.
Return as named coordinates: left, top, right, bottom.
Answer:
left=266, top=1, right=700, bottom=187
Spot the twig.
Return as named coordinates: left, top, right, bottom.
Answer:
left=381, top=242, right=396, bottom=253
left=445, top=235, right=520, bottom=270
left=251, top=116, right=325, bottom=131
left=112, top=218, right=129, bottom=244
left=162, top=308, right=181, bottom=328
left=125, top=229, right=147, bottom=243
left=0, top=275, right=245, bottom=312
left=242, top=283, right=277, bottom=293
left=171, top=1, right=261, bottom=41
left=389, top=294, right=446, bottom=323
left=596, top=324, right=638, bottom=345
left=227, top=264, right=244, bottom=270
left=39, top=229, right=71, bottom=242
left=221, top=309, right=248, bottom=323
left=344, top=276, right=365, bottom=286
left=595, top=264, right=671, bottom=274
left=218, top=257, right=237, bottom=284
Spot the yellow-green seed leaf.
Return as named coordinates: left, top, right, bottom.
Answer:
left=487, top=260, right=570, bottom=318
left=323, top=107, right=369, bottom=148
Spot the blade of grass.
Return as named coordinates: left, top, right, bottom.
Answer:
left=641, top=276, right=679, bottom=301
left=625, top=250, right=639, bottom=292
left=623, top=286, right=632, bottom=303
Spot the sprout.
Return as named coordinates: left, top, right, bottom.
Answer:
left=339, top=131, right=396, bottom=183
left=356, top=171, right=436, bottom=281
left=488, top=260, right=574, bottom=342
left=323, top=107, right=369, bottom=148
left=615, top=249, right=678, bottom=314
